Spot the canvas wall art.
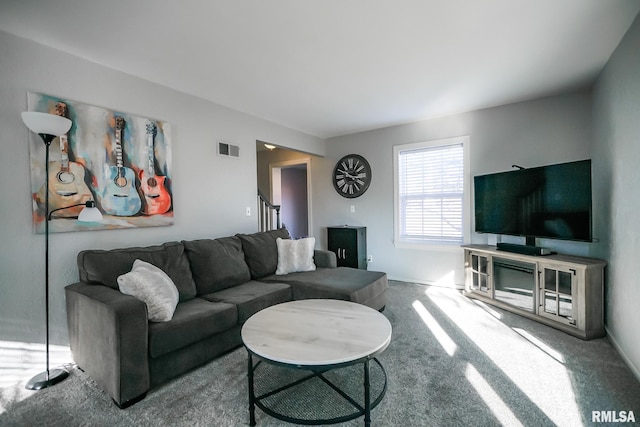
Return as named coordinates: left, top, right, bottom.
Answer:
left=27, top=92, right=174, bottom=233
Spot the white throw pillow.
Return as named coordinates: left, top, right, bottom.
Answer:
left=275, top=237, right=316, bottom=275
left=117, top=259, right=179, bottom=322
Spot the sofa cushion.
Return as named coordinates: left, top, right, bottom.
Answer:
left=201, top=281, right=292, bottom=323
left=183, top=237, right=251, bottom=295
left=77, top=242, right=197, bottom=302
left=261, top=267, right=387, bottom=310
left=148, top=298, right=238, bottom=358
left=236, top=228, right=291, bottom=279
left=117, top=259, right=179, bottom=322
left=275, top=237, right=316, bottom=275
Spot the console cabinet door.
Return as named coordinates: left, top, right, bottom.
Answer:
left=465, top=251, right=492, bottom=297
left=538, top=264, right=577, bottom=327
left=327, top=226, right=367, bottom=269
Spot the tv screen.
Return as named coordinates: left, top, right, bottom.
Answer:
left=474, top=159, right=592, bottom=242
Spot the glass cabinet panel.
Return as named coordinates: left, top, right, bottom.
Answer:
left=540, top=266, right=575, bottom=325
left=469, top=253, right=491, bottom=295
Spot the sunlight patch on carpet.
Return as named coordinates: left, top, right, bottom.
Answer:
left=465, top=362, right=525, bottom=427
left=513, top=328, right=565, bottom=364
left=423, top=286, right=582, bottom=426
left=471, top=298, right=503, bottom=320
left=412, top=300, right=457, bottom=356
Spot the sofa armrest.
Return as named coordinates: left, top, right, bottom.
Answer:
left=65, top=282, right=150, bottom=407
left=314, top=249, right=337, bottom=269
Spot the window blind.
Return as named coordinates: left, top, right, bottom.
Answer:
left=398, top=143, right=464, bottom=244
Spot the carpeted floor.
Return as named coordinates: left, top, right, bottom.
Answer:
left=1, top=281, right=639, bottom=426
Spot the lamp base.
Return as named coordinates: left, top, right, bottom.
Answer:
left=25, top=368, right=69, bottom=390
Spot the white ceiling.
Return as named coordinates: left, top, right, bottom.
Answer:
left=1, top=0, right=639, bottom=139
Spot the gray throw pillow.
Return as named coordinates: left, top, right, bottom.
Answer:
left=183, top=237, right=251, bottom=295
left=117, top=259, right=179, bottom=322
left=77, top=241, right=197, bottom=302
left=237, top=227, right=291, bottom=279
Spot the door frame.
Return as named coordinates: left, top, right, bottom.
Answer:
left=269, top=158, right=312, bottom=236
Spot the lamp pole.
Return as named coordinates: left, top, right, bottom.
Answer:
left=44, top=134, right=51, bottom=384
left=26, top=132, right=69, bottom=390
left=21, top=111, right=92, bottom=390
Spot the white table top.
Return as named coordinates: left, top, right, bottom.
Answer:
left=241, top=299, right=392, bottom=366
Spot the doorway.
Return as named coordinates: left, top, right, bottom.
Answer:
left=270, top=159, right=311, bottom=238
left=256, top=142, right=313, bottom=238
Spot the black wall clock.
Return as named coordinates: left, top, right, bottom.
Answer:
left=332, top=154, right=372, bottom=198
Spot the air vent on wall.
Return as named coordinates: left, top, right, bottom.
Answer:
left=218, top=141, right=240, bottom=158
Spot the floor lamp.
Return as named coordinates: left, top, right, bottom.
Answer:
left=21, top=111, right=103, bottom=390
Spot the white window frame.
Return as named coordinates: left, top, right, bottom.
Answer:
left=393, top=136, right=470, bottom=250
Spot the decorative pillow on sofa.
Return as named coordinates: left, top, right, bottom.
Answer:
left=117, top=259, right=179, bottom=322
left=183, top=236, right=251, bottom=295
left=77, top=241, right=197, bottom=302
left=275, top=237, right=316, bottom=275
left=237, top=227, right=291, bottom=279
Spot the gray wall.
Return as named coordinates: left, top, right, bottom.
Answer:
left=592, top=14, right=640, bottom=378
left=0, top=31, right=325, bottom=345
left=313, top=91, right=593, bottom=285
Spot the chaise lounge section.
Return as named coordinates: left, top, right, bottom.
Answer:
left=65, top=228, right=387, bottom=408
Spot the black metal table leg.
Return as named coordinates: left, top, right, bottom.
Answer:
left=246, top=353, right=387, bottom=425
left=248, top=352, right=256, bottom=426
left=364, top=358, right=371, bottom=427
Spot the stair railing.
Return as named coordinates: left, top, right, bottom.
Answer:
left=258, top=189, right=281, bottom=232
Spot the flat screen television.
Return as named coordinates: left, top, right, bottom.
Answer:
left=474, top=159, right=592, bottom=243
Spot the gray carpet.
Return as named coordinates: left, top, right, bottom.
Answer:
left=2, top=281, right=639, bottom=426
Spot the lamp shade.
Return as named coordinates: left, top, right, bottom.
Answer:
left=77, top=202, right=104, bottom=222
left=21, top=111, right=72, bottom=136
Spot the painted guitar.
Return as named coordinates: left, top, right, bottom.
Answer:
left=36, top=102, right=92, bottom=217
left=100, top=116, right=142, bottom=216
left=139, top=122, right=172, bottom=215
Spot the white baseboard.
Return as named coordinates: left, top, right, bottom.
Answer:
left=604, top=325, right=640, bottom=382
left=387, top=275, right=464, bottom=290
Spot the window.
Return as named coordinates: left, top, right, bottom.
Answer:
left=393, top=136, right=470, bottom=247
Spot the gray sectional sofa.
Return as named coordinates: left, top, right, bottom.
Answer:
left=65, top=228, right=387, bottom=408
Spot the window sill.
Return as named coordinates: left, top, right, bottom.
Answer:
left=393, top=240, right=465, bottom=252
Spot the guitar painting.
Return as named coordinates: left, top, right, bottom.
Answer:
left=139, top=122, right=172, bottom=215
left=28, top=92, right=175, bottom=232
left=36, top=102, right=93, bottom=216
left=100, top=116, right=142, bottom=216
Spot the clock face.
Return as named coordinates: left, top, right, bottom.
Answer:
left=332, top=154, right=372, bottom=198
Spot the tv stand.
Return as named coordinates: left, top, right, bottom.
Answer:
left=497, top=242, right=553, bottom=256
left=462, top=245, right=606, bottom=340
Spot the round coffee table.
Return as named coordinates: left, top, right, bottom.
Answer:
left=241, top=299, right=392, bottom=426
